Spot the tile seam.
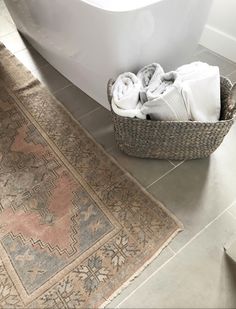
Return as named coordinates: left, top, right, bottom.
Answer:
left=116, top=199, right=236, bottom=308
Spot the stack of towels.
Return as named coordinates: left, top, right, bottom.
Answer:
left=111, top=62, right=221, bottom=122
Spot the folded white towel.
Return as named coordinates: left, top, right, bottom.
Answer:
left=140, top=72, right=190, bottom=121
left=177, top=62, right=221, bottom=122
left=111, top=72, right=141, bottom=110
left=137, top=63, right=164, bottom=103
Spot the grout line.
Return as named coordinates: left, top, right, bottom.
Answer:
left=227, top=69, right=236, bottom=78
left=116, top=199, right=236, bottom=308
left=0, top=29, right=16, bottom=39
left=8, top=46, right=27, bottom=55
left=227, top=209, right=236, bottom=220
left=106, top=151, right=184, bottom=192
left=197, top=44, right=236, bottom=68
left=53, top=85, right=103, bottom=122
left=146, top=166, right=177, bottom=189
left=0, top=27, right=18, bottom=39
left=168, top=246, right=176, bottom=255
left=13, top=46, right=33, bottom=56
left=146, top=161, right=184, bottom=189
left=204, top=47, right=236, bottom=66
left=170, top=160, right=184, bottom=167
left=78, top=106, right=102, bottom=121
left=168, top=160, right=176, bottom=167
left=52, top=83, right=72, bottom=95
left=30, top=64, right=72, bottom=95
left=28, top=62, right=102, bottom=121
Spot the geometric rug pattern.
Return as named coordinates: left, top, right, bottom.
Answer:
left=0, top=42, right=182, bottom=308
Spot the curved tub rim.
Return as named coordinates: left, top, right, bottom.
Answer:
left=80, top=0, right=165, bottom=12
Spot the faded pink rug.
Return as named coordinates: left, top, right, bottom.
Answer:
left=0, top=42, right=182, bottom=308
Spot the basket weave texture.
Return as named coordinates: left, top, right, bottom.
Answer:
left=107, top=76, right=236, bottom=160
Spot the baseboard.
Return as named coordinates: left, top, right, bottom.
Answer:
left=200, top=25, right=236, bottom=63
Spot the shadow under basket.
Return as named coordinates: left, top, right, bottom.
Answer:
left=107, top=76, right=236, bottom=160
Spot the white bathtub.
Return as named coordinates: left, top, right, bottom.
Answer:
left=4, top=0, right=213, bottom=108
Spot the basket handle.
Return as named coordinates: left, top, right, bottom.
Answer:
left=107, top=78, right=115, bottom=106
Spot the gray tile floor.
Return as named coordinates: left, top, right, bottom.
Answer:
left=1, top=1, right=236, bottom=307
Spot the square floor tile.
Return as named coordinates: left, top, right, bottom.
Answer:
left=119, top=212, right=236, bottom=308
left=54, top=84, right=100, bottom=120
left=32, top=64, right=71, bottom=94
left=109, top=148, right=173, bottom=188
left=79, top=107, right=116, bottom=150
left=148, top=123, right=236, bottom=251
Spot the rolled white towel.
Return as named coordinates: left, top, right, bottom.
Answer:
left=111, top=72, right=141, bottom=110
left=141, top=72, right=190, bottom=121
left=177, top=62, right=221, bottom=122
left=137, top=63, right=164, bottom=103
left=111, top=100, right=146, bottom=119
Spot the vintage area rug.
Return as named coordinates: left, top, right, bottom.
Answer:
left=0, top=43, right=183, bottom=308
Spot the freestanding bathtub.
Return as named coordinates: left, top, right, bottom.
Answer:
left=4, top=0, right=213, bottom=108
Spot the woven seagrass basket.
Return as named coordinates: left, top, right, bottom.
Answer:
left=107, top=76, right=236, bottom=160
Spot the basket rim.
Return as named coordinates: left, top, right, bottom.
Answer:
left=110, top=109, right=235, bottom=124
left=108, top=76, right=236, bottom=124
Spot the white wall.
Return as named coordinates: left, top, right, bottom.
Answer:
left=200, top=0, right=236, bottom=62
